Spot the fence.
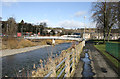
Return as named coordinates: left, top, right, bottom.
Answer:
left=106, top=42, right=120, bottom=60
left=32, top=40, right=85, bottom=77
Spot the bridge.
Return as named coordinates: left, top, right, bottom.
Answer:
left=24, top=36, right=83, bottom=41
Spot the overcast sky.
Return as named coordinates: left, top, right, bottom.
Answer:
left=1, top=1, right=97, bottom=29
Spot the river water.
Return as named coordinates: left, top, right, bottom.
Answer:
left=2, top=43, right=72, bottom=77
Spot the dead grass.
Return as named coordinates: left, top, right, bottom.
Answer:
left=55, top=40, right=73, bottom=44
left=31, top=41, right=82, bottom=77
left=7, top=38, right=18, bottom=49
left=2, top=38, right=74, bottom=50
left=31, top=39, right=73, bottom=45
left=17, top=39, right=36, bottom=48
left=2, top=38, right=36, bottom=49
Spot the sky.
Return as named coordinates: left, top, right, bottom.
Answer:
left=1, top=1, right=97, bottom=29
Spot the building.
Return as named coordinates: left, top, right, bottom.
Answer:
left=73, top=28, right=120, bottom=40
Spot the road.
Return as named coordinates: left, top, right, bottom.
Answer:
left=74, top=41, right=118, bottom=78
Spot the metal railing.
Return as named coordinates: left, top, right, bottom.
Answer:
left=24, top=36, right=83, bottom=41
left=32, top=40, right=85, bottom=77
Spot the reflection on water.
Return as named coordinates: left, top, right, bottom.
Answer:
left=2, top=43, right=72, bottom=77
left=81, top=52, right=95, bottom=78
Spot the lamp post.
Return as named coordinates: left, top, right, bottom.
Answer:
left=84, top=16, right=86, bottom=39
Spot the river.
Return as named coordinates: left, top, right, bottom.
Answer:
left=2, top=42, right=72, bottom=77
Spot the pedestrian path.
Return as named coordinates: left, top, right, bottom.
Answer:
left=74, top=41, right=118, bottom=78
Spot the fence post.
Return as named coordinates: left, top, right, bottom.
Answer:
left=50, top=58, right=56, bottom=77
left=83, top=40, right=85, bottom=47
left=71, top=48, right=75, bottom=75
left=65, top=53, right=70, bottom=77
left=79, top=42, right=82, bottom=55
left=33, top=64, right=36, bottom=69
left=75, top=46, right=79, bottom=64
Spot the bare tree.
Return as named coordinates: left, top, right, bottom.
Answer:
left=39, top=22, right=47, bottom=35
left=0, top=17, right=2, bottom=34
left=6, top=17, right=17, bottom=37
left=118, top=1, right=120, bottom=29
left=20, top=20, right=24, bottom=36
left=92, top=1, right=119, bottom=42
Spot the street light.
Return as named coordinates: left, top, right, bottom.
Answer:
left=84, top=16, right=86, bottom=39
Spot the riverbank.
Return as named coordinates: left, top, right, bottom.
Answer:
left=2, top=42, right=72, bottom=77
left=1, top=45, right=50, bottom=57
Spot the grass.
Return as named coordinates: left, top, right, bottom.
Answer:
left=2, top=38, right=36, bottom=49
left=56, top=63, right=65, bottom=76
left=107, top=41, right=120, bottom=43
left=94, top=44, right=120, bottom=68
left=31, top=39, right=73, bottom=45
left=92, top=39, right=119, bottom=43
left=93, top=40, right=120, bottom=43
left=2, top=38, right=73, bottom=49
left=32, top=41, right=81, bottom=77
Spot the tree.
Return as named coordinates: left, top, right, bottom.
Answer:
left=118, top=1, right=120, bottom=29
left=6, top=17, right=17, bottom=37
left=2, top=21, right=7, bottom=34
left=106, top=2, right=119, bottom=41
left=20, top=20, right=24, bottom=36
left=50, top=29, right=55, bottom=35
left=39, top=22, right=47, bottom=35
left=92, top=1, right=119, bottom=43
left=0, top=17, right=2, bottom=34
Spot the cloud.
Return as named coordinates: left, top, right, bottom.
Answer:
left=58, top=20, right=84, bottom=29
left=35, top=19, right=57, bottom=28
left=58, top=20, right=96, bottom=29
left=39, top=19, right=49, bottom=23
left=74, top=11, right=86, bottom=17
left=34, top=19, right=96, bottom=29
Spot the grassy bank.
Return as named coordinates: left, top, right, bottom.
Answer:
left=94, top=44, right=120, bottom=68
left=90, top=39, right=119, bottom=43
left=2, top=38, right=36, bottom=49
left=30, top=39, right=73, bottom=46
left=2, top=38, right=73, bottom=49
left=93, top=40, right=120, bottom=44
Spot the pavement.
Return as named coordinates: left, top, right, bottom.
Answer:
left=74, top=41, right=119, bottom=78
